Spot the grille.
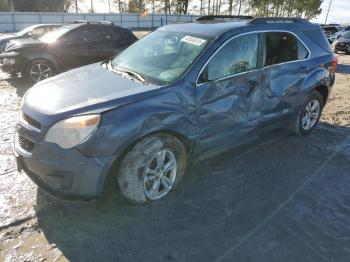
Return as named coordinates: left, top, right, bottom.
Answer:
left=21, top=112, right=42, bottom=130
left=18, top=135, right=35, bottom=153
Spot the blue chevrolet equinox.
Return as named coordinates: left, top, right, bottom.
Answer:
left=14, top=17, right=337, bottom=203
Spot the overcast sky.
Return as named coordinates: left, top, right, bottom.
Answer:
left=80, top=0, right=350, bottom=24
left=312, top=0, right=350, bottom=24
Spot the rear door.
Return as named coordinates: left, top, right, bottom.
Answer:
left=260, top=31, right=310, bottom=127
left=195, top=32, right=265, bottom=153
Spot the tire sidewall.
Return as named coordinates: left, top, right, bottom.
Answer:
left=118, top=134, right=187, bottom=203
left=297, top=91, right=324, bottom=136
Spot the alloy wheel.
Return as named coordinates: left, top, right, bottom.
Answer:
left=143, top=149, right=177, bottom=200
left=30, top=63, right=53, bottom=82
left=302, top=99, right=320, bottom=130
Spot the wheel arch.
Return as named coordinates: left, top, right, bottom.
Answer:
left=98, top=129, right=192, bottom=196
left=22, top=57, right=58, bottom=76
left=314, top=84, right=329, bottom=106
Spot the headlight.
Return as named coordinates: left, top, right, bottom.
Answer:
left=45, top=114, right=100, bottom=149
left=2, top=51, right=19, bottom=56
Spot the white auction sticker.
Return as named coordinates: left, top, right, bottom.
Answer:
left=181, top=36, right=207, bottom=46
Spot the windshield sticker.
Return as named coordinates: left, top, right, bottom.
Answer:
left=181, top=36, right=207, bottom=46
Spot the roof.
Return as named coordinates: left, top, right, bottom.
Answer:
left=158, top=21, right=250, bottom=37
left=158, top=18, right=320, bottom=37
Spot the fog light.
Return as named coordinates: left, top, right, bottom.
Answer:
left=3, top=58, right=16, bottom=65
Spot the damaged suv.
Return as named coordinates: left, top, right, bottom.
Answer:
left=15, top=16, right=336, bottom=203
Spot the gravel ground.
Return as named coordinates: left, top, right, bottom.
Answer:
left=0, top=54, right=349, bottom=261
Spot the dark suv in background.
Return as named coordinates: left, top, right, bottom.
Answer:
left=0, top=21, right=137, bottom=82
left=15, top=17, right=336, bottom=203
left=333, top=31, right=350, bottom=53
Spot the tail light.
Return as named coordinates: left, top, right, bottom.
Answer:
left=330, top=55, right=338, bottom=73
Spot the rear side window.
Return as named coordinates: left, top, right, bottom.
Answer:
left=303, top=29, right=332, bottom=53
left=200, top=33, right=259, bottom=82
left=265, top=32, right=308, bottom=66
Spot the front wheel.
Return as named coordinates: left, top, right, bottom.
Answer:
left=24, top=60, right=55, bottom=83
left=118, top=134, right=187, bottom=203
left=290, top=91, right=324, bottom=136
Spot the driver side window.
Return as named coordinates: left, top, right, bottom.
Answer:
left=199, top=33, right=259, bottom=83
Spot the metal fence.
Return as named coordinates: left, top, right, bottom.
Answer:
left=0, top=12, right=200, bottom=32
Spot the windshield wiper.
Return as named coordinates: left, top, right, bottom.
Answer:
left=113, top=67, right=147, bottom=84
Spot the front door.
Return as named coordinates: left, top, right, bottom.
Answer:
left=195, top=32, right=264, bottom=154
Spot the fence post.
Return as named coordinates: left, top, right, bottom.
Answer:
left=39, top=12, right=42, bottom=23
left=151, top=14, right=154, bottom=29
left=166, top=14, right=168, bottom=25
left=137, top=14, right=139, bottom=29
left=11, top=12, right=15, bottom=31
left=120, top=14, right=123, bottom=27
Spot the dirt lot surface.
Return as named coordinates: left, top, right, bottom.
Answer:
left=0, top=52, right=349, bottom=261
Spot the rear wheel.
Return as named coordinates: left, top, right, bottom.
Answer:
left=290, top=91, right=324, bottom=136
left=117, top=134, right=187, bottom=203
left=24, top=60, right=55, bottom=83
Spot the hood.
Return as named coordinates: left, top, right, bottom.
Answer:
left=0, top=34, right=16, bottom=42
left=22, top=63, right=160, bottom=125
left=5, top=38, right=44, bottom=52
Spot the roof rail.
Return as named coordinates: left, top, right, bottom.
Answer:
left=73, top=20, right=89, bottom=24
left=195, top=15, right=254, bottom=22
left=98, top=21, right=114, bottom=25
left=250, top=17, right=310, bottom=24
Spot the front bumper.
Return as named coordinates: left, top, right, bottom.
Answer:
left=14, top=131, right=114, bottom=201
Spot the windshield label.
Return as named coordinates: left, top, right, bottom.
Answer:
left=181, top=36, right=206, bottom=46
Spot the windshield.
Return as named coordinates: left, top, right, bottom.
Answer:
left=16, top=25, right=38, bottom=36
left=111, top=31, right=210, bottom=84
left=40, top=25, right=75, bottom=43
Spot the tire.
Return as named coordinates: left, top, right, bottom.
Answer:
left=290, top=91, right=324, bottom=136
left=117, top=133, right=187, bottom=203
left=24, top=59, right=55, bottom=83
